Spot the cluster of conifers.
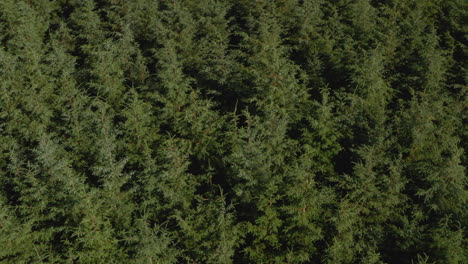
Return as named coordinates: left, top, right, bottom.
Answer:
left=0, top=0, right=466, bottom=263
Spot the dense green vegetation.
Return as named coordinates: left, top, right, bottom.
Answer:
left=0, top=0, right=466, bottom=263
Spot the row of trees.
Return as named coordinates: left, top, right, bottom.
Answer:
left=0, top=0, right=466, bottom=263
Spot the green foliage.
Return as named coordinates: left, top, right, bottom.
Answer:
left=0, top=0, right=466, bottom=263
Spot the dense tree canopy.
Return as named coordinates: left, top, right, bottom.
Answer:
left=0, top=0, right=466, bottom=263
